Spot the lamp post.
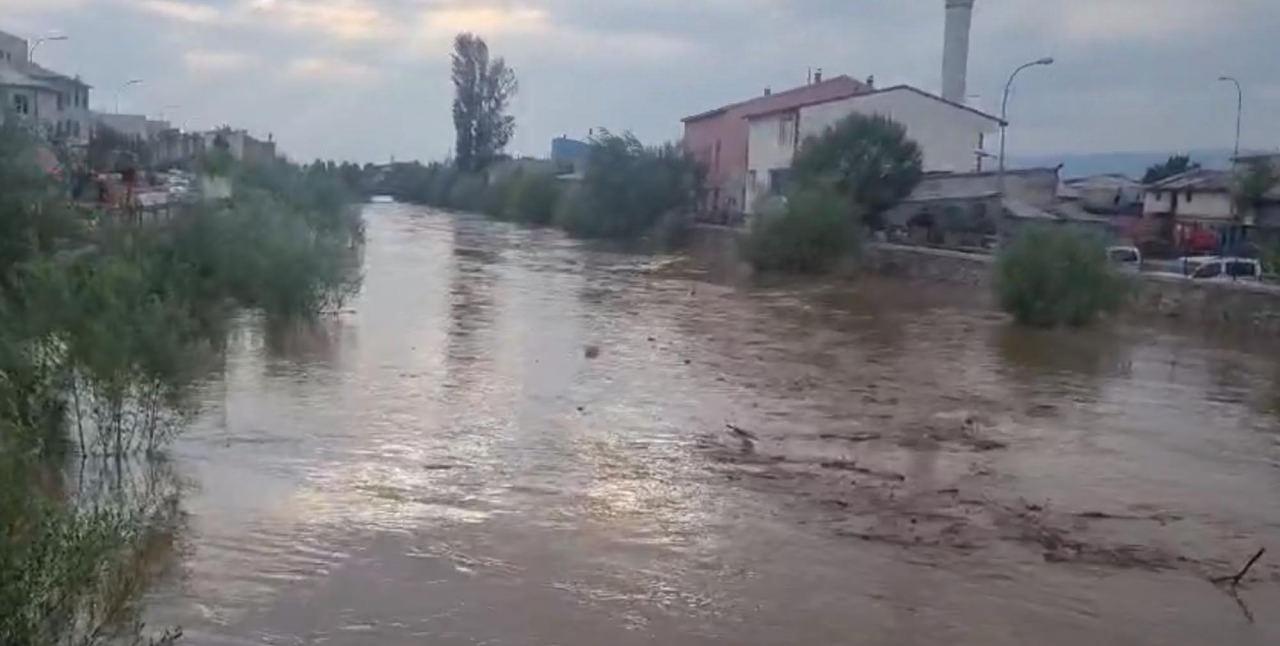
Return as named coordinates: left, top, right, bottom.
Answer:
left=998, top=57, right=1054, bottom=197
left=1218, top=76, right=1242, bottom=163
left=115, top=79, right=143, bottom=114
left=28, top=35, right=68, bottom=64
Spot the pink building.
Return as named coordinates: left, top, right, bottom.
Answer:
left=682, top=74, right=869, bottom=216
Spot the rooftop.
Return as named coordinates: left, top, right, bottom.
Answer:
left=24, top=61, right=90, bottom=87
left=1147, top=168, right=1232, bottom=192
left=681, top=75, right=869, bottom=123
left=742, top=84, right=1004, bottom=125
left=0, top=64, right=56, bottom=90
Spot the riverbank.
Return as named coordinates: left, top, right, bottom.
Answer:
left=689, top=224, right=1280, bottom=333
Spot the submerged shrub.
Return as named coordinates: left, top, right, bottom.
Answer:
left=995, top=226, right=1126, bottom=327
left=503, top=171, right=561, bottom=225
left=743, top=185, right=861, bottom=273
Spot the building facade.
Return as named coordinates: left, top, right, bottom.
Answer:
left=201, top=129, right=277, bottom=165
left=681, top=74, right=870, bottom=216
left=0, top=30, right=91, bottom=146
left=743, top=85, right=1001, bottom=213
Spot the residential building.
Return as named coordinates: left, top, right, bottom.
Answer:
left=882, top=167, right=1071, bottom=247
left=152, top=128, right=207, bottom=167
left=1144, top=169, right=1235, bottom=223
left=682, top=74, right=870, bottom=215
left=743, top=85, right=1002, bottom=213
left=551, top=136, right=589, bottom=175
left=1060, top=174, right=1144, bottom=215
left=201, top=128, right=277, bottom=165
left=1142, top=169, right=1257, bottom=254
left=0, top=30, right=91, bottom=146
left=92, top=112, right=170, bottom=142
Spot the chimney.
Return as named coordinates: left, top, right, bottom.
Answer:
left=942, top=0, right=975, bottom=103
left=813, top=68, right=823, bottom=84
left=763, top=87, right=772, bottom=96
left=866, top=75, right=875, bottom=88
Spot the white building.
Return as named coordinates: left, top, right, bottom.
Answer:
left=743, top=85, right=1002, bottom=212
left=1143, top=169, right=1235, bottom=223
left=0, top=30, right=92, bottom=146
left=92, top=112, right=170, bottom=142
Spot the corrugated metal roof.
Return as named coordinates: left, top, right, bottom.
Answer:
left=1147, top=168, right=1232, bottom=192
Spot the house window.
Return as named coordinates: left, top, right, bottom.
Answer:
left=713, top=139, right=721, bottom=172
left=13, top=94, right=30, bottom=115
left=779, top=114, right=796, bottom=147
left=1185, top=190, right=1193, bottom=203
left=769, top=169, right=791, bottom=196
left=57, top=93, right=65, bottom=111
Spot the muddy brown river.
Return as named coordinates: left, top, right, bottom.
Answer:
left=143, top=203, right=1280, bottom=645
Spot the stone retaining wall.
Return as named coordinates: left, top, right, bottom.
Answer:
left=689, top=228, right=1280, bottom=332
left=865, top=243, right=1280, bottom=332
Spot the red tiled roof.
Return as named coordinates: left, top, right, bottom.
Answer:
left=681, top=75, right=869, bottom=123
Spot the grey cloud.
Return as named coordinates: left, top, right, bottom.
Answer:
left=9, top=0, right=1279, bottom=163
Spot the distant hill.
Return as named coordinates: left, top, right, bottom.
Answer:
left=1009, top=149, right=1267, bottom=180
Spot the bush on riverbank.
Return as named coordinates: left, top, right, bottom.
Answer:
left=0, top=119, right=362, bottom=457
left=0, top=118, right=364, bottom=644
left=743, top=186, right=862, bottom=273
left=995, top=226, right=1126, bottom=327
left=553, top=132, right=700, bottom=239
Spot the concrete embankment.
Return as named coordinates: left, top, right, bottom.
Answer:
left=689, top=225, right=1280, bottom=332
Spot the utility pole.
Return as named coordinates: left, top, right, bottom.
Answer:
left=1218, top=76, right=1243, bottom=163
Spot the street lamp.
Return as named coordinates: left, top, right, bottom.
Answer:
left=115, top=79, right=143, bottom=114
left=28, top=35, right=68, bottom=64
left=1218, top=76, right=1243, bottom=163
left=998, top=56, right=1054, bottom=195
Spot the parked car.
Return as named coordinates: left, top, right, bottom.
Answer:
left=1106, top=246, right=1142, bottom=271
left=1178, top=256, right=1263, bottom=282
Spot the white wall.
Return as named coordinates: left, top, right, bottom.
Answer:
left=744, top=111, right=798, bottom=210
left=95, top=112, right=150, bottom=140
left=801, top=88, right=995, bottom=173
left=1144, top=190, right=1234, bottom=221
left=745, top=87, right=999, bottom=213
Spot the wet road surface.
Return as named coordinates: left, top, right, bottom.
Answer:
left=145, top=204, right=1280, bottom=644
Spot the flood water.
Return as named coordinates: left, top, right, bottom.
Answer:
left=144, top=203, right=1280, bottom=645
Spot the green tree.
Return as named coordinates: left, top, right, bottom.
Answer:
left=995, top=226, right=1126, bottom=327
left=1142, top=154, right=1199, bottom=184
left=451, top=33, right=518, bottom=172
left=1233, top=159, right=1278, bottom=217
left=790, top=113, right=923, bottom=226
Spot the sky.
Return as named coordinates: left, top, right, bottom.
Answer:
left=6, top=0, right=1279, bottom=164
